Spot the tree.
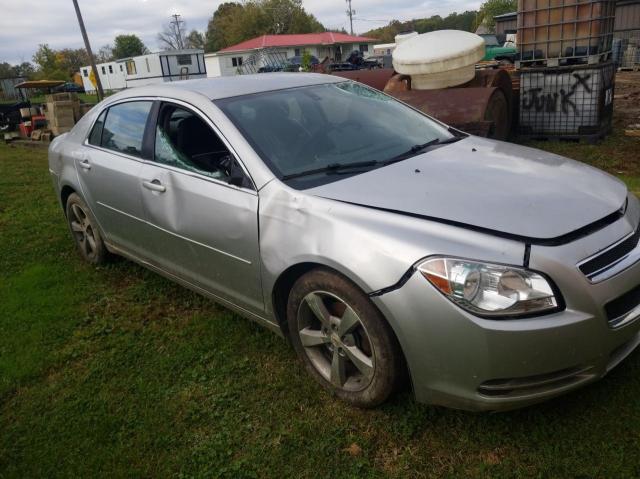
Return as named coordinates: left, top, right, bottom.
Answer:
left=32, top=44, right=68, bottom=79
left=362, top=11, right=479, bottom=43
left=112, top=34, right=149, bottom=59
left=55, top=48, right=90, bottom=75
left=477, top=0, right=517, bottom=32
left=96, top=44, right=114, bottom=63
left=16, top=62, right=36, bottom=78
left=158, top=15, right=188, bottom=50
left=0, top=63, right=14, bottom=78
left=205, top=3, right=249, bottom=52
left=204, top=0, right=325, bottom=52
left=186, top=30, right=206, bottom=50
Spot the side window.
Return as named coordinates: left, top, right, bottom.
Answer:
left=153, top=104, right=249, bottom=187
left=101, top=101, right=152, bottom=158
left=88, top=109, right=107, bottom=146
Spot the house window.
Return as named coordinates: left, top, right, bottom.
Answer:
left=101, top=66, right=106, bottom=74
left=359, top=44, right=369, bottom=53
left=176, top=54, right=192, bottom=65
left=386, top=48, right=391, bottom=55
left=294, top=48, right=301, bottom=56
left=126, top=60, right=137, bottom=75
left=108, top=65, right=113, bottom=74
left=231, top=57, right=243, bottom=67
left=145, top=58, right=150, bottom=73
left=119, top=64, right=123, bottom=72
left=82, top=69, right=88, bottom=77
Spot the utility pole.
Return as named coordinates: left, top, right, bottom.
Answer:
left=346, top=0, right=355, bottom=35
left=171, top=13, right=185, bottom=50
left=71, top=0, right=104, bottom=101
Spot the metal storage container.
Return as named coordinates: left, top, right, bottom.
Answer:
left=518, top=61, right=615, bottom=140
left=517, top=0, right=616, bottom=66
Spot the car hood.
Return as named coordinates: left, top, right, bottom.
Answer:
left=305, top=137, right=627, bottom=242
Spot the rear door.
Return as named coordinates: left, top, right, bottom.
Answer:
left=138, top=100, right=263, bottom=315
left=76, top=100, right=154, bottom=257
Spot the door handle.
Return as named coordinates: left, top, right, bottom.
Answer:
left=142, top=179, right=166, bottom=193
left=79, top=159, right=91, bottom=170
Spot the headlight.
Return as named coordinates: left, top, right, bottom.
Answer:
left=417, top=257, right=560, bottom=317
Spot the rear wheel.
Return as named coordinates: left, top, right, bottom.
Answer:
left=287, top=268, right=402, bottom=407
left=65, top=193, right=108, bottom=264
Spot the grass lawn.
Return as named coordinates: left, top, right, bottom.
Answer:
left=2, top=130, right=640, bottom=478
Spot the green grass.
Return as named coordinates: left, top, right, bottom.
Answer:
left=2, top=136, right=640, bottom=478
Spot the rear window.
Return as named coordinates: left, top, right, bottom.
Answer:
left=88, top=110, right=106, bottom=146
left=100, top=101, right=152, bottom=158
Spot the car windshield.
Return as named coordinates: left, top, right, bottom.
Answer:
left=216, top=81, right=454, bottom=186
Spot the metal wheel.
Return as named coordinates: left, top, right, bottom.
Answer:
left=297, top=291, right=375, bottom=392
left=65, top=193, right=108, bottom=264
left=69, top=202, right=98, bottom=260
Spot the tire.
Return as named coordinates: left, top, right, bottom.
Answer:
left=287, top=268, right=402, bottom=408
left=65, top=193, right=108, bottom=264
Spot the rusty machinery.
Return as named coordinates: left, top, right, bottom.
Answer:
left=332, top=68, right=515, bottom=141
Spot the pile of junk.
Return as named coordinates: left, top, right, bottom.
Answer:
left=332, top=30, right=517, bottom=141
left=332, top=0, right=617, bottom=144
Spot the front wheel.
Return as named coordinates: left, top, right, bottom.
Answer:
left=287, top=268, right=403, bottom=407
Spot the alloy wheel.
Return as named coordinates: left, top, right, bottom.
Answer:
left=297, top=291, right=375, bottom=392
left=69, top=203, right=98, bottom=259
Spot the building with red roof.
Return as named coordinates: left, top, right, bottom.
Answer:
left=205, top=32, right=377, bottom=77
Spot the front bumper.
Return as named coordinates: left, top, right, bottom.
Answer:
left=373, top=205, right=640, bottom=411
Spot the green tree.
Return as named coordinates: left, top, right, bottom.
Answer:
left=204, top=0, right=325, bottom=52
left=55, top=48, right=89, bottom=75
left=186, top=30, right=206, bottom=50
left=112, top=34, right=149, bottom=59
left=0, top=62, right=15, bottom=78
left=32, top=44, right=67, bottom=80
left=477, top=0, right=517, bottom=32
left=301, top=49, right=312, bottom=71
left=362, top=11, right=479, bottom=42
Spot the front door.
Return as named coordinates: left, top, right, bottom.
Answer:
left=139, top=101, right=263, bottom=315
left=76, top=100, right=154, bottom=257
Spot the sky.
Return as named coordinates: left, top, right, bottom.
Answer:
left=0, top=0, right=481, bottom=65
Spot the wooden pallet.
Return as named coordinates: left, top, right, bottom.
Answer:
left=618, top=65, right=640, bottom=72
left=516, top=50, right=612, bottom=69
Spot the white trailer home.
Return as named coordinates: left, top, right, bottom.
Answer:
left=80, top=61, right=126, bottom=93
left=119, top=50, right=206, bottom=88
left=80, top=50, right=206, bottom=93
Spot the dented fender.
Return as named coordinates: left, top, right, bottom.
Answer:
left=258, top=180, right=526, bottom=319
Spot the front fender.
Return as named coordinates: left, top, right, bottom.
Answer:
left=258, top=180, right=526, bottom=318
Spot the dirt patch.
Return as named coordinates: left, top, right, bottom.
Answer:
left=613, top=71, right=640, bottom=128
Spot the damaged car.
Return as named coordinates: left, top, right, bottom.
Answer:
left=49, top=73, right=640, bottom=411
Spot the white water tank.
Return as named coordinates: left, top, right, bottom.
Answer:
left=392, top=30, right=485, bottom=90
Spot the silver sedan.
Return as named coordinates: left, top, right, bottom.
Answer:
left=49, top=73, right=640, bottom=411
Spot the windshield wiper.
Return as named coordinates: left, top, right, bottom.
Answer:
left=281, top=160, right=379, bottom=180
left=383, top=135, right=464, bottom=166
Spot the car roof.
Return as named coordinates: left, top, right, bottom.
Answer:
left=110, top=73, right=345, bottom=102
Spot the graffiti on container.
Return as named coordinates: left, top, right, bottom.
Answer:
left=521, top=73, right=592, bottom=115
